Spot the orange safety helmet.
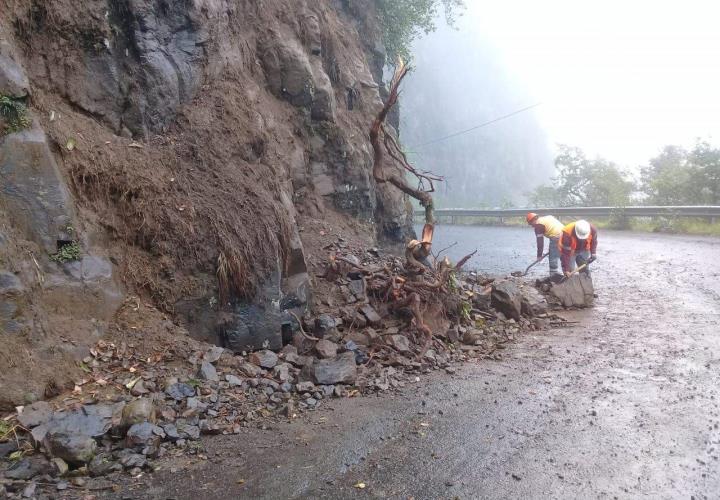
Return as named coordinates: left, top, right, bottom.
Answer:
left=526, top=212, right=539, bottom=224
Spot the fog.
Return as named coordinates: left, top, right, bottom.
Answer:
left=401, top=0, right=720, bottom=207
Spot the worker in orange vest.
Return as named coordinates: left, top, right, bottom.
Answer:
left=558, top=219, right=598, bottom=276
left=526, top=212, right=564, bottom=275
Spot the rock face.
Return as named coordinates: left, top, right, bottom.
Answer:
left=0, top=0, right=412, bottom=407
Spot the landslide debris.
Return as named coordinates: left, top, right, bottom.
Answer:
left=0, top=235, right=568, bottom=496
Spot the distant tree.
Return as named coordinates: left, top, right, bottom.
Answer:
left=640, top=141, right=720, bottom=205
left=640, top=145, right=693, bottom=205
left=375, top=0, right=464, bottom=63
left=528, top=144, right=634, bottom=207
left=688, top=140, right=720, bottom=204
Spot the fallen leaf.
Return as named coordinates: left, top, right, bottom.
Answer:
left=128, top=142, right=144, bottom=148
left=125, top=377, right=142, bottom=390
left=66, top=138, right=76, bottom=151
left=237, top=479, right=246, bottom=485
left=354, top=482, right=366, bottom=489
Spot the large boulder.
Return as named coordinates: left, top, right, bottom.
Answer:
left=303, top=352, right=357, bottom=385
left=491, top=281, right=522, bottom=321
left=550, top=274, right=595, bottom=308
left=43, top=431, right=97, bottom=465
left=520, top=286, right=549, bottom=317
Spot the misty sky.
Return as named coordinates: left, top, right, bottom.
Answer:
left=431, top=0, right=720, bottom=167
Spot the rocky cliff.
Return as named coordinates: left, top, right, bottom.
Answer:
left=0, top=0, right=412, bottom=409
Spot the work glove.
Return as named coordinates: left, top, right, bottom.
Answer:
left=575, top=255, right=587, bottom=268
left=590, top=254, right=597, bottom=263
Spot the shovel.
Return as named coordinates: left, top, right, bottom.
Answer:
left=512, top=252, right=549, bottom=277
left=560, top=256, right=596, bottom=283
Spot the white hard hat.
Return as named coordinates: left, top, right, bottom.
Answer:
left=574, top=220, right=591, bottom=239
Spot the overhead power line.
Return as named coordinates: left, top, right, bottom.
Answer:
left=410, top=102, right=542, bottom=149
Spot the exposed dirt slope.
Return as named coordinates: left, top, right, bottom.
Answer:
left=0, top=0, right=412, bottom=408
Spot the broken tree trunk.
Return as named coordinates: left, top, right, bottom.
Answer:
left=369, top=61, right=442, bottom=229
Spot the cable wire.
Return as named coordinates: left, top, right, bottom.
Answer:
left=410, top=102, right=542, bottom=149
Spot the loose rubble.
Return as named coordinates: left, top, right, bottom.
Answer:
left=0, top=239, right=575, bottom=497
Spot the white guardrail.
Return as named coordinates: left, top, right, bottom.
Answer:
left=414, top=206, right=720, bottom=218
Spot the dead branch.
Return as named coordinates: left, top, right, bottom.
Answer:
left=369, top=61, right=441, bottom=226
left=455, top=250, right=478, bottom=270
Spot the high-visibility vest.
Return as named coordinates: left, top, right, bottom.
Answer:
left=559, top=222, right=594, bottom=252
left=536, top=215, right=564, bottom=239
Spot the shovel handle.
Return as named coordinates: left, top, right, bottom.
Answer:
left=523, top=252, right=550, bottom=275
left=561, top=256, right=597, bottom=281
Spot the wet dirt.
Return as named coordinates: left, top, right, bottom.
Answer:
left=104, top=229, right=720, bottom=499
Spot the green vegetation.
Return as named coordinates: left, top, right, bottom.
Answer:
left=527, top=145, right=634, bottom=211
left=641, top=142, right=720, bottom=205
left=0, top=94, right=31, bottom=134
left=50, top=241, right=81, bottom=263
left=376, top=0, right=464, bottom=63
left=526, top=142, right=720, bottom=232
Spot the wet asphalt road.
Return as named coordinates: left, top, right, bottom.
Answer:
left=119, top=228, right=720, bottom=500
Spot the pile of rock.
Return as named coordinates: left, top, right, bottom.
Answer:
left=0, top=246, right=567, bottom=494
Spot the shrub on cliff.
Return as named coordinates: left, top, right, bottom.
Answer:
left=376, top=0, right=463, bottom=63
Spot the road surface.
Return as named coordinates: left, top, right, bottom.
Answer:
left=114, top=228, right=720, bottom=499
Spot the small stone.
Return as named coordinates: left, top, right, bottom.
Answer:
left=320, top=385, right=335, bottom=397
left=348, top=279, right=366, bottom=300
left=249, top=350, right=278, bottom=369
left=315, top=339, right=338, bottom=359
left=121, top=398, right=156, bottom=428
left=462, top=328, right=483, bottom=345
left=125, top=422, right=164, bottom=449
left=205, top=346, right=225, bottom=363
left=177, top=422, right=200, bottom=440
left=306, top=397, right=318, bottom=406
left=57, top=482, right=69, bottom=491
left=281, top=402, right=296, bottom=417
left=88, top=453, right=115, bottom=477
left=385, top=334, right=411, bottom=353
left=359, top=304, right=382, bottom=326
left=225, top=374, right=244, bottom=387
left=0, top=441, right=18, bottom=458
left=273, top=363, right=292, bottom=382
left=238, top=361, right=263, bottom=377
left=17, top=401, right=53, bottom=428
left=314, top=314, right=336, bottom=338
left=311, top=352, right=357, bottom=385
left=119, top=453, right=147, bottom=469
left=22, top=482, right=36, bottom=498
left=199, top=420, right=222, bottom=435
left=166, top=382, right=196, bottom=400
left=280, top=382, right=293, bottom=393
left=295, top=381, right=316, bottom=393
left=345, top=330, right=370, bottom=346
left=50, top=457, right=69, bottom=476
left=5, top=457, right=49, bottom=480
left=70, top=477, right=86, bottom=487
left=44, top=432, right=97, bottom=465
left=130, top=379, right=149, bottom=396
left=161, top=423, right=181, bottom=441
left=198, top=361, right=219, bottom=382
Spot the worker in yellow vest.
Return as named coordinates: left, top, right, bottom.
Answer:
left=526, top=212, right=564, bottom=275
